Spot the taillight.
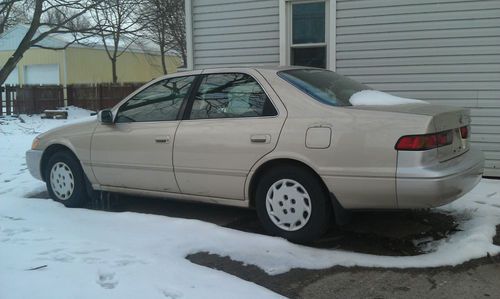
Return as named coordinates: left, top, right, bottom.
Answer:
left=437, top=130, right=453, bottom=146
left=460, top=126, right=469, bottom=139
left=395, top=130, right=453, bottom=151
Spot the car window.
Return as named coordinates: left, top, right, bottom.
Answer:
left=189, top=73, right=277, bottom=120
left=115, top=76, right=195, bottom=123
left=278, top=69, right=370, bottom=107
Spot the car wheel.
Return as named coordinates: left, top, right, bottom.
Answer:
left=255, top=165, right=332, bottom=243
left=45, top=151, right=88, bottom=208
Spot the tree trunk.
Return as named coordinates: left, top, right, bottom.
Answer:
left=0, top=0, right=43, bottom=86
left=0, top=33, right=36, bottom=85
left=181, top=52, right=187, bottom=68
left=0, top=54, right=22, bottom=86
left=111, top=58, right=118, bottom=83
left=160, top=45, right=168, bottom=75
left=173, top=35, right=187, bottom=68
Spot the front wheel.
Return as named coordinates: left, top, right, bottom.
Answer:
left=45, top=151, right=88, bottom=208
left=255, top=165, right=332, bottom=243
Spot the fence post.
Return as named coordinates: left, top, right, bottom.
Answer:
left=59, top=85, right=64, bottom=108
left=14, top=86, right=20, bottom=115
left=12, top=85, right=18, bottom=115
left=6, top=84, right=11, bottom=115
left=32, top=86, right=37, bottom=115
left=67, top=85, right=72, bottom=107
left=98, top=84, right=103, bottom=111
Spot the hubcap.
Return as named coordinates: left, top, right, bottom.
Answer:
left=50, top=162, right=75, bottom=201
left=266, top=179, right=312, bottom=231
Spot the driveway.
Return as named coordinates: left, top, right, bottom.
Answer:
left=29, top=190, right=500, bottom=298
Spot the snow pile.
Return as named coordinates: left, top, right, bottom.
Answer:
left=350, top=90, right=429, bottom=106
left=1, top=108, right=500, bottom=298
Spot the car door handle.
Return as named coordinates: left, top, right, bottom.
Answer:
left=155, top=136, right=171, bottom=143
left=250, top=134, right=271, bottom=144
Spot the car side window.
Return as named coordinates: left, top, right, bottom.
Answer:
left=115, top=76, right=195, bottom=123
left=189, top=73, right=277, bottom=120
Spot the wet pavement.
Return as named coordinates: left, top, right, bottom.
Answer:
left=32, top=190, right=459, bottom=255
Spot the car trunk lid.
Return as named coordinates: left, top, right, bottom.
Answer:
left=349, top=103, right=471, bottom=161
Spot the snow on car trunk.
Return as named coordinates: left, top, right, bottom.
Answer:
left=349, top=90, right=428, bottom=106
left=1, top=108, right=500, bottom=299
left=349, top=90, right=471, bottom=161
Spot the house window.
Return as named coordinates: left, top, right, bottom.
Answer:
left=290, top=1, right=326, bottom=68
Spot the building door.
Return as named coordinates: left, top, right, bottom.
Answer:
left=24, top=64, right=60, bottom=85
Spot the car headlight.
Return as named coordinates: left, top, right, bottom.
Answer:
left=31, top=137, right=41, bottom=150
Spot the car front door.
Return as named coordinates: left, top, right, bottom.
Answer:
left=91, top=75, right=197, bottom=192
left=173, top=70, right=287, bottom=200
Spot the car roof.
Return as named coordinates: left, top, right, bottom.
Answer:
left=200, top=65, right=317, bottom=73
left=158, top=65, right=320, bottom=82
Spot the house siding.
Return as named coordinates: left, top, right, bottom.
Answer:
left=0, top=48, right=181, bottom=86
left=335, top=0, right=500, bottom=177
left=65, top=48, right=179, bottom=84
left=192, top=0, right=280, bottom=69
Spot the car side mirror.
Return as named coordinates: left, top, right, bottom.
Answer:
left=98, top=109, right=114, bottom=124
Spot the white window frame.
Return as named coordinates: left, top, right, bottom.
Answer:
left=280, top=0, right=336, bottom=70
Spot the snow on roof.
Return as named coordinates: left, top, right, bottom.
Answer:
left=0, top=24, right=176, bottom=56
left=349, top=90, right=429, bottom=106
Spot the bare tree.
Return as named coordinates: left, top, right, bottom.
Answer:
left=0, top=0, right=24, bottom=35
left=0, top=0, right=101, bottom=86
left=141, top=0, right=186, bottom=74
left=91, top=0, right=145, bottom=83
left=45, top=7, right=93, bottom=33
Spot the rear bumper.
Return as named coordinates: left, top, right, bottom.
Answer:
left=396, top=147, right=484, bottom=208
left=26, top=150, right=44, bottom=181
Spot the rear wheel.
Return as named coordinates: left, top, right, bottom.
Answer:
left=45, top=151, right=88, bottom=208
left=255, top=165, right=332, bottom=243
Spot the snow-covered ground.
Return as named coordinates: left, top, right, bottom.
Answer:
left=1, top=107, right=499, bottom=299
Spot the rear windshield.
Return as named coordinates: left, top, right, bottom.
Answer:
left=278, top=69, right=370, bottom=107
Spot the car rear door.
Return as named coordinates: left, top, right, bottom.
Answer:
left=173, top=70, right=287, bottom=200
left=90, top=75, right=197, bottom=192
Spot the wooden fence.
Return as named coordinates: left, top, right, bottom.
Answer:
left=0, top=83, right=144, bottom=115
left=67, top=83, right=144, bottom=112
left=17, top=85, right=64, bottom=115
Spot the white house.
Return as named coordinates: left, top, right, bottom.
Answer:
left=184, top=0, right=500, bottom=177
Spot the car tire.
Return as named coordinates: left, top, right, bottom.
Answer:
left=45, top=151, right=88, bottom=208
left=255, top=165, right=332, bottom=243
